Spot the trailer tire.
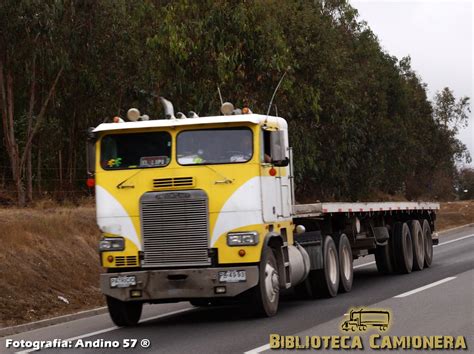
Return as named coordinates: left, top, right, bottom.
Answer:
left=106, top=296, right=142, bottom=327
left=336, top=234, right=353, bottom=293
left=309, top=235, right=339, bottom=298
left=408, top=220, right=424, bottom=271
left=252, top=247, right=280, bottom=317
left=393, top=222, right=413, bottom=274
left=422, top=220, right=433, bottom=267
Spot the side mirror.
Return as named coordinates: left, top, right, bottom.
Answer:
left=86, top=127, right=96, bottom=176
left=270, top=130, right=288, bottom=166
left=273, top=157, right=289, bottom=167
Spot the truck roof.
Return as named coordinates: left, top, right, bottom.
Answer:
left=92, top=114, right=287, bottom=133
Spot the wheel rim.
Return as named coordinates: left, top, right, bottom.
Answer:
left=264, top=263, right=279, bottom=303
left=328, top=247, right=337, bottom=284
left=342, top=245, right=351, bottom=280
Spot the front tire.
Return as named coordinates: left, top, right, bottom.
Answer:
left=106, top=296, right=142, bottom=327
left=252, top=247, right=280, bottom=317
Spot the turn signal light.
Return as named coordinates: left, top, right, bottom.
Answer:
left=86, top=178, right=95, bottom=188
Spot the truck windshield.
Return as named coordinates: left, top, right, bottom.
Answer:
left=177, top=127, right=253, bottom=165
left=101, top=132, right=171, bottom=170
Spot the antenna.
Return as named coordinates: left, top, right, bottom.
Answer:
left=266, top=71, right=287, bottom=116
left=217, top=86, right=224, bottom=105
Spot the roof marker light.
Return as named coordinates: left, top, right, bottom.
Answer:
left=127, top=108, right=141, bottom=121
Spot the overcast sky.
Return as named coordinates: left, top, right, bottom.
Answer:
left=351, top=0, right=473, bottom=166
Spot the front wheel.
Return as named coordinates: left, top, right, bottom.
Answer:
left=252, top=248, right=280, bottom=317
left=106, top=296, right=143, bottom=327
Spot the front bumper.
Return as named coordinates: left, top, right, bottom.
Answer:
left=101, top=266, right=259, bottom=302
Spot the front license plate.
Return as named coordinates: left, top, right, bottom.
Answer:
left=218, top=270, right=246, bottom=283
left=110, top=275, right=136, bottom=288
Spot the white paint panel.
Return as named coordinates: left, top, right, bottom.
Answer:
left=211, top=177, right=263, bottom=246
left=96, top=185, right=141, bottom=250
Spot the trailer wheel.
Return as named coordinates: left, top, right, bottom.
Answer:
left=106, top=296, right=142, bottom=327
left=408, top=220, right=424, bottom=271
left=252, top=247, right=279, bottom=317
left=422, top=220, right=433, bottom=267
left=309, top=235, right=340, bottom=297
left=336, top=234, right=353, bottom=293
left=393, top=222, right=413, bottom=274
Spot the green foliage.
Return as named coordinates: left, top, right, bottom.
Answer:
left=0, top=0, right=470, bottom=202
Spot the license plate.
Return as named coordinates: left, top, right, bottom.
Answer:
left=110, top=275, right=136, bottom=288
left=218, top=270, right=246, bottom=283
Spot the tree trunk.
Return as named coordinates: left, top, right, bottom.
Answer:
left=26, top=148, right=33, bottom=202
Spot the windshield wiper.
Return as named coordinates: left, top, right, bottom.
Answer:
left=202, top=165, right=234, bottom=184
left=116, top=169, right=144, bottom=189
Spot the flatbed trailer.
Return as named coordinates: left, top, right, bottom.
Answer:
left=88, top=101, right=440, bottom=325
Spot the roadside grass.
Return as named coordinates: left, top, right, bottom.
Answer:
left=0, top=206, right=103, bottom=328
left=436, top=200, right=474, bottom=231
left=0, top=200, right=472, bottom=327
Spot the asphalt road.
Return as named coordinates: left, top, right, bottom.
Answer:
left=1, top=225, right=473, bottom=354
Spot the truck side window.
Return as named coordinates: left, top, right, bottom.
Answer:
left=262, top=129, right=272, bottom=163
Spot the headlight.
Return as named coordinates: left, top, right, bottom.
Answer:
left=227, top=231, right=259, bottom=246
left=99, top=237, right=125, bottom=251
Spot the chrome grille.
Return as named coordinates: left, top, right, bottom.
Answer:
left=140, top=190, right=210, bottom=267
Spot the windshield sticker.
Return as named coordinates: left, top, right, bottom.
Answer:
left=140, top=156, right=170, bottom=167
left=107, top=157, right=122, bottom=168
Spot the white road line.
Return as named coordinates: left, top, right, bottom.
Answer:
left=244, top=343, right=271, bottom=354
left=394, top=277, right=457, bottom=298
left=436, top=234, right=474, bottom=246
left=15, top=308, right=193, bottom=354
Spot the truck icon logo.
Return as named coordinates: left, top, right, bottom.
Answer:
left=341, top=308, right=391, bottom=332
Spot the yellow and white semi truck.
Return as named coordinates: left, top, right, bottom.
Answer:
left=87, top=100, right=439, bottom=326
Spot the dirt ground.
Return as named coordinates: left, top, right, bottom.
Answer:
left=436, top=200, right=474, bottom=231
left=0, top=200, right=472, bottom=328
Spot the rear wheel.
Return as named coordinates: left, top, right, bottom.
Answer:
left=309, top=235, right=340, bottom=298
left=408, top=220, right=424, bottom=271
left=252, top=247, right=280, bottom=317
left=392, top=222, right=413, bottom=274
left=336, top=234, right=353, bottom=293
left=106, top=296, right=142, bottom=327
left=422, top=220, right=434, bottom=267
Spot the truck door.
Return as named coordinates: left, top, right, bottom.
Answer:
left=260, top=129, right=281, bottom=222
left=260, top=129, right=293, bottom=221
